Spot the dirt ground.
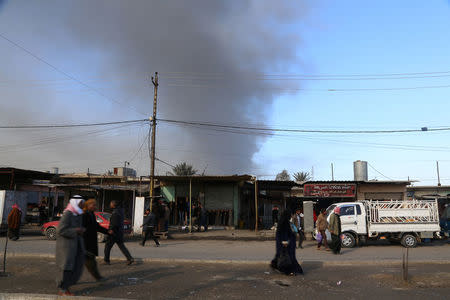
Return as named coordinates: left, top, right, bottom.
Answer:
left=0, top=257, right=449, bottom=299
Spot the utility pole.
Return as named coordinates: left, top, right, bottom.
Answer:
left=149, top=72, right=158, bottom=211
left=436, top=161, right=441, bottom=187
left=331, top=163, right=334, bottom=181
left=124, top=161, right=129, bottom=176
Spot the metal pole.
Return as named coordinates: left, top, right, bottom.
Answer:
left=149, top=72, right=159, bottom=211
left=189, top=178, right=192, bottom=233
left=254, top=177, right=258, bottom=232
left=1, top=235, right=8, bottom=275
left=436, top=161, right=441, bottom=186
left=331, top=163, right=334, bottom=181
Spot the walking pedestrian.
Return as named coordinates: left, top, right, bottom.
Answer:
left=164, top=202, right=170, bottom=231
left=328, top=207, right=342, bottom=254
left=7, top=204, right=22, bottom=241
left=293, top=209, right=305, bottom=249
left=140, top=208, right=160, bottom=246
left=103, top=200, right=134, bottom=265
left=270, top=209, right=303, bottom=275
left=55, top=195, right=86, bottom=296
left=82, top=199, right=109, bottom=281
left=201, top=204, right=208, bottom=232
left=316, top=208, right=329, bottom=250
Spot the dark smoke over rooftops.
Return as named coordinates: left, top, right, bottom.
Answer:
left=0, top=1, right=307, bottom=175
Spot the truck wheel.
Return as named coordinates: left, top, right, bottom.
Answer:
left=46, top=227, right=57, bottom=240
left=341, top=232, right=356, bottom=248
left=97, top=232, right=105, bottom=243
left=401, top=234, right=418, bottom=248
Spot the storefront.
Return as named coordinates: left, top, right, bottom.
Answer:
left=300, top=180, right=410, bottom=213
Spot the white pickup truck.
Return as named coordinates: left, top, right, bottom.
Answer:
left=326, top=199, right=441, bottom=248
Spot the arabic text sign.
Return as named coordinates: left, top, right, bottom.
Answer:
left=304, top=184, right=356, bottom=197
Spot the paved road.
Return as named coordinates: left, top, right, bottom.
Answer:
left=1, top=235, right=449, bottom=263
left=1, top=257, right=449, bottom=299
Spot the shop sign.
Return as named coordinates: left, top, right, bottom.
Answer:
left=304, top=184, right=356, bottom=198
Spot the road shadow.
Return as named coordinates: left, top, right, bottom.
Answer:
left=75, top=265, right=184, bottom=296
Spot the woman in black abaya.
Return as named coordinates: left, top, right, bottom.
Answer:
left=270, top=209, right=303, bottom=275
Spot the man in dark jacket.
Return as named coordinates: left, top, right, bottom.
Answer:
left=103, top=200, right=134, bottom=265
left=140, top=209, right=160, bottom=246
left=82, top=199, right=109, bottom=281
left=328, top=207, right=342, bottom=254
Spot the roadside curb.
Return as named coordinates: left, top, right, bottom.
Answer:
left=0, top=293, right=126, bottom=300
left=5, top=253, right=450, bottom=266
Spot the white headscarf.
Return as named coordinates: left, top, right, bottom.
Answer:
left=65, top=195, right=84, bottom=215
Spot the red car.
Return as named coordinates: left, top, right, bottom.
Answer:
left=41, top=211, right=132, bottom=241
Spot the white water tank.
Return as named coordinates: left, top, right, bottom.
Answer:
left=354, top=160, right=368, bottom=181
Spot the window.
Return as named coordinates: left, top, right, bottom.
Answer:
left=326, top=204, right=337, bottom=217
left=340, top=205, right=355, bottom=216
left=356, top=205, right=361, bottom=215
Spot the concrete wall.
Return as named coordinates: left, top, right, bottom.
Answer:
left=133, top=196, right=145, bottom=235
left=0, top=190, right=28, bottom=225
left=357, top=184, right=407, bottom=200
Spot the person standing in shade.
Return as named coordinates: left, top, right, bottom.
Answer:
left=141, top=208, right=160, bottom=246
left=293, top=209, right=305, bottom=249
left=82, top=199, right=109, bottom=281
left=56, top=195, right=85, bottom=296
left=272, top=206, right=279, bottom=226
left=328, top=206, right=342, bottom=254
left=316, top=208, right=329, bottom=250
left=7, top=204, right=22, bottom=241
left=104, top=200, right=134, bottom=265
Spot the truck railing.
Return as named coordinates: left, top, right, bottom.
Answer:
left=365, top=199, right=439, bottom=224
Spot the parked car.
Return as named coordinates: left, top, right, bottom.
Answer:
left=41, top=211, right=132, bottom=241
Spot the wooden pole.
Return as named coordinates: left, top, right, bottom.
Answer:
left=149, top=72, right=158, bottom=211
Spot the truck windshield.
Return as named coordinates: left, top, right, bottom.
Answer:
left=326, top=204, right=336, bottom=217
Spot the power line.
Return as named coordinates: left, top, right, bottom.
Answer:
left=367, top=163, right=394, bottom=181
left=166, top=83, right=450, bottom=92
left=155, top=157, right=176, bottom=169
left=163, top=74, right=450, bottom=81
left=0, top=119, right=148, bottom=129
left=158, top=118, right=450, bottom=134
left=160, top=70, right=450, bottom=78
left=0, top=32, right=146, bottom=116
left=129, top=130, right=150, bottom=163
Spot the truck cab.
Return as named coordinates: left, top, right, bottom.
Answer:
left=327, top=202, right=367, bottom=248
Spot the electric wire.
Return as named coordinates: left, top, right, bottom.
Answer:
left=0, top=32, right=146, bottom=116
left=0, top=119, right=148, bottom=129
left=367, top=163, right=395, bottom=181
left=158, top=118, right=450, bottom=134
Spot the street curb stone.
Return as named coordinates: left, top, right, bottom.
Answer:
left=0, top=293, right=126, bottom=300
left=5, top=253, right=450, bottom=266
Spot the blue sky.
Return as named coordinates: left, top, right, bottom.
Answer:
left=254, top=1, right=450, bottom=184
left=1, top=1, right=450, bottom=185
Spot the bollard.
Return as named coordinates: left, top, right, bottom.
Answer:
left=0, top=234, right=9, bottom=277
left=402, top=248, right=409, bottom=282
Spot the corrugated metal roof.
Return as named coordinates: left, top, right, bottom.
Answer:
left=156, top=175, right=253, bottom=182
